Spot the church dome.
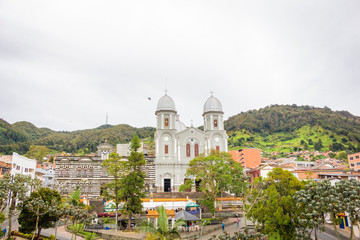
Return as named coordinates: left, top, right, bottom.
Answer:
left=156, top=94, right=176, bottom=113
left=203, top=96, right=223, bottom=115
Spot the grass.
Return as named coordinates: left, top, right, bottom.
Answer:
left=68, top=224, right=99, bottom=239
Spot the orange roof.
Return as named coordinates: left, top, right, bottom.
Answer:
left=147, top=209, right=175, bottom=218
left=0, top=155, right=12, bottom=164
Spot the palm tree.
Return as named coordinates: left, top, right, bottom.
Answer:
left=136, top=205, right=185, bottom=240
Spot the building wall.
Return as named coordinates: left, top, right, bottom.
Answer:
left=291, top=170, right=319, bottom=180
left=117, top=142, right=144, bottom=157
left=229, top=148, right=261, bottom=169
left=11, top=152, right=36, bottom=178
left=55, top=155, right=156, bottom=199
left=348, top=152, right=360, bottom=171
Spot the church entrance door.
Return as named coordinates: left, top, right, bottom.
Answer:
left=164, top=179, right=171, bottom=192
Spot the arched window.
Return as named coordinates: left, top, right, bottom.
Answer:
left=186, top=144, right=191, bottom=157
left=194, top=144, right=199, bottom=157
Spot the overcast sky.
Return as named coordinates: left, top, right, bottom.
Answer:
left=1, top=1, right=359, bottom=131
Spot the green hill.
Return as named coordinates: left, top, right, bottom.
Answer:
left=225, top=104, right=360, bottom=154
left=0, top=119, right=155, bottom=155
left=1, top=104, right=360, bottom=156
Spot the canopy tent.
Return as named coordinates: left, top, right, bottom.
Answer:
left=104, top=201, right=116, bottom=212
left=174, top=210, right=200, bottom=221
left=186, top=202, right=199, bottom=207
left=185, top=201, right=200, bottom=214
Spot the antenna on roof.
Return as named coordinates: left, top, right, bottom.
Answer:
left=210, top=90, right=214, bottom=96
left=106, top=113, right=108, bottom=125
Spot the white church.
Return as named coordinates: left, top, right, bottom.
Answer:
left=154, top=92, right=228, bottom=192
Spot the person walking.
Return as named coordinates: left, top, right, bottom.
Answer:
left=236, top=218, right=240, bottom=227
left=222, top=222, right=225, bottom=231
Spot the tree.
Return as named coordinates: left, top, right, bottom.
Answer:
left=24, top=145, right=50, bottom=161
left=66, top=188, right=95, bottom=240
left=242, top=177, right=264, bottom=229
left=295, top=180, right=344, bottom=240
left=102, top=152, right=126, bottom=227
left=335, top=179, right=360, bottom=240
left=136, top=205, right=184, bottom=240
left=335, top=151, right=348, bottom=161
left=248, top=168, right=305, bottom=239
left=2, top=174, right=37, bottom=240
left=18, top=188, right=61, bottom=240
left=180, top=150, right=239, bottom=218
left=314, top=139, right=323, bottom=151
left=120, top=134, right=146, bottom=230
left=308, top=139, right=314, bottom=145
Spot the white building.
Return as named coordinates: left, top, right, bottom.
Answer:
left=117, top=142, right=144, bottom=157
left=11, top=152, right=36, bottom=178
left=154, top=93, right=228, bottom=192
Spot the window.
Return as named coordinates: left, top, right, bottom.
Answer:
left=77, top=169, right=81, bottom=177
left=59, top=170, right=63, bottom=177
left=165, top=118, right=169, bottom=127
left=16, top=166, right=20, bottom=170
left=186, top=144, right=191, bottom=157
left=216, top=146, right=220, bottom=153
left=24, top=168, right=28, bottom=172
left=357, top=162, right=360, bottom=166
left=214, top=119, right=218, bottom=128
left=350, top=157, right=354, bottom=160
left=194, top=144, right=199, bottom=157
left=356, top=156, right=360, bottom=159
left=351, top=163, right=355, bottom=167
left=164, top=145, right=169, bottom=154
left=102, top=167, right=107, bottom=176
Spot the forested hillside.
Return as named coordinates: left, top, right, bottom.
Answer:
left=0, top=119, right=155, bottom=155
left=225, top=105, right=360, bottom=153
left=1, top=104, right=360, bottom=156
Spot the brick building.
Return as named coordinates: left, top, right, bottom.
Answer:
left=348, top=152, right=360, bottom=171
left=228, top=148, right=261, bottom=169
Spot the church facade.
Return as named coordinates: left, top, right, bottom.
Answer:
left=154, top=93, right=228, bottom=192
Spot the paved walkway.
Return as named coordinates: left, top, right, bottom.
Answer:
left=198, top=217, right=250, bottom=240
left=42, top=225, right=85, bottom=240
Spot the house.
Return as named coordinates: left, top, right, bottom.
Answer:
left=0, top=155, right=12, bottom=178
left=348, top=152, right=360, bottom=171
left=10, top=152, right=36, bottom=178
left=248, top=165, right=274, bottom=181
